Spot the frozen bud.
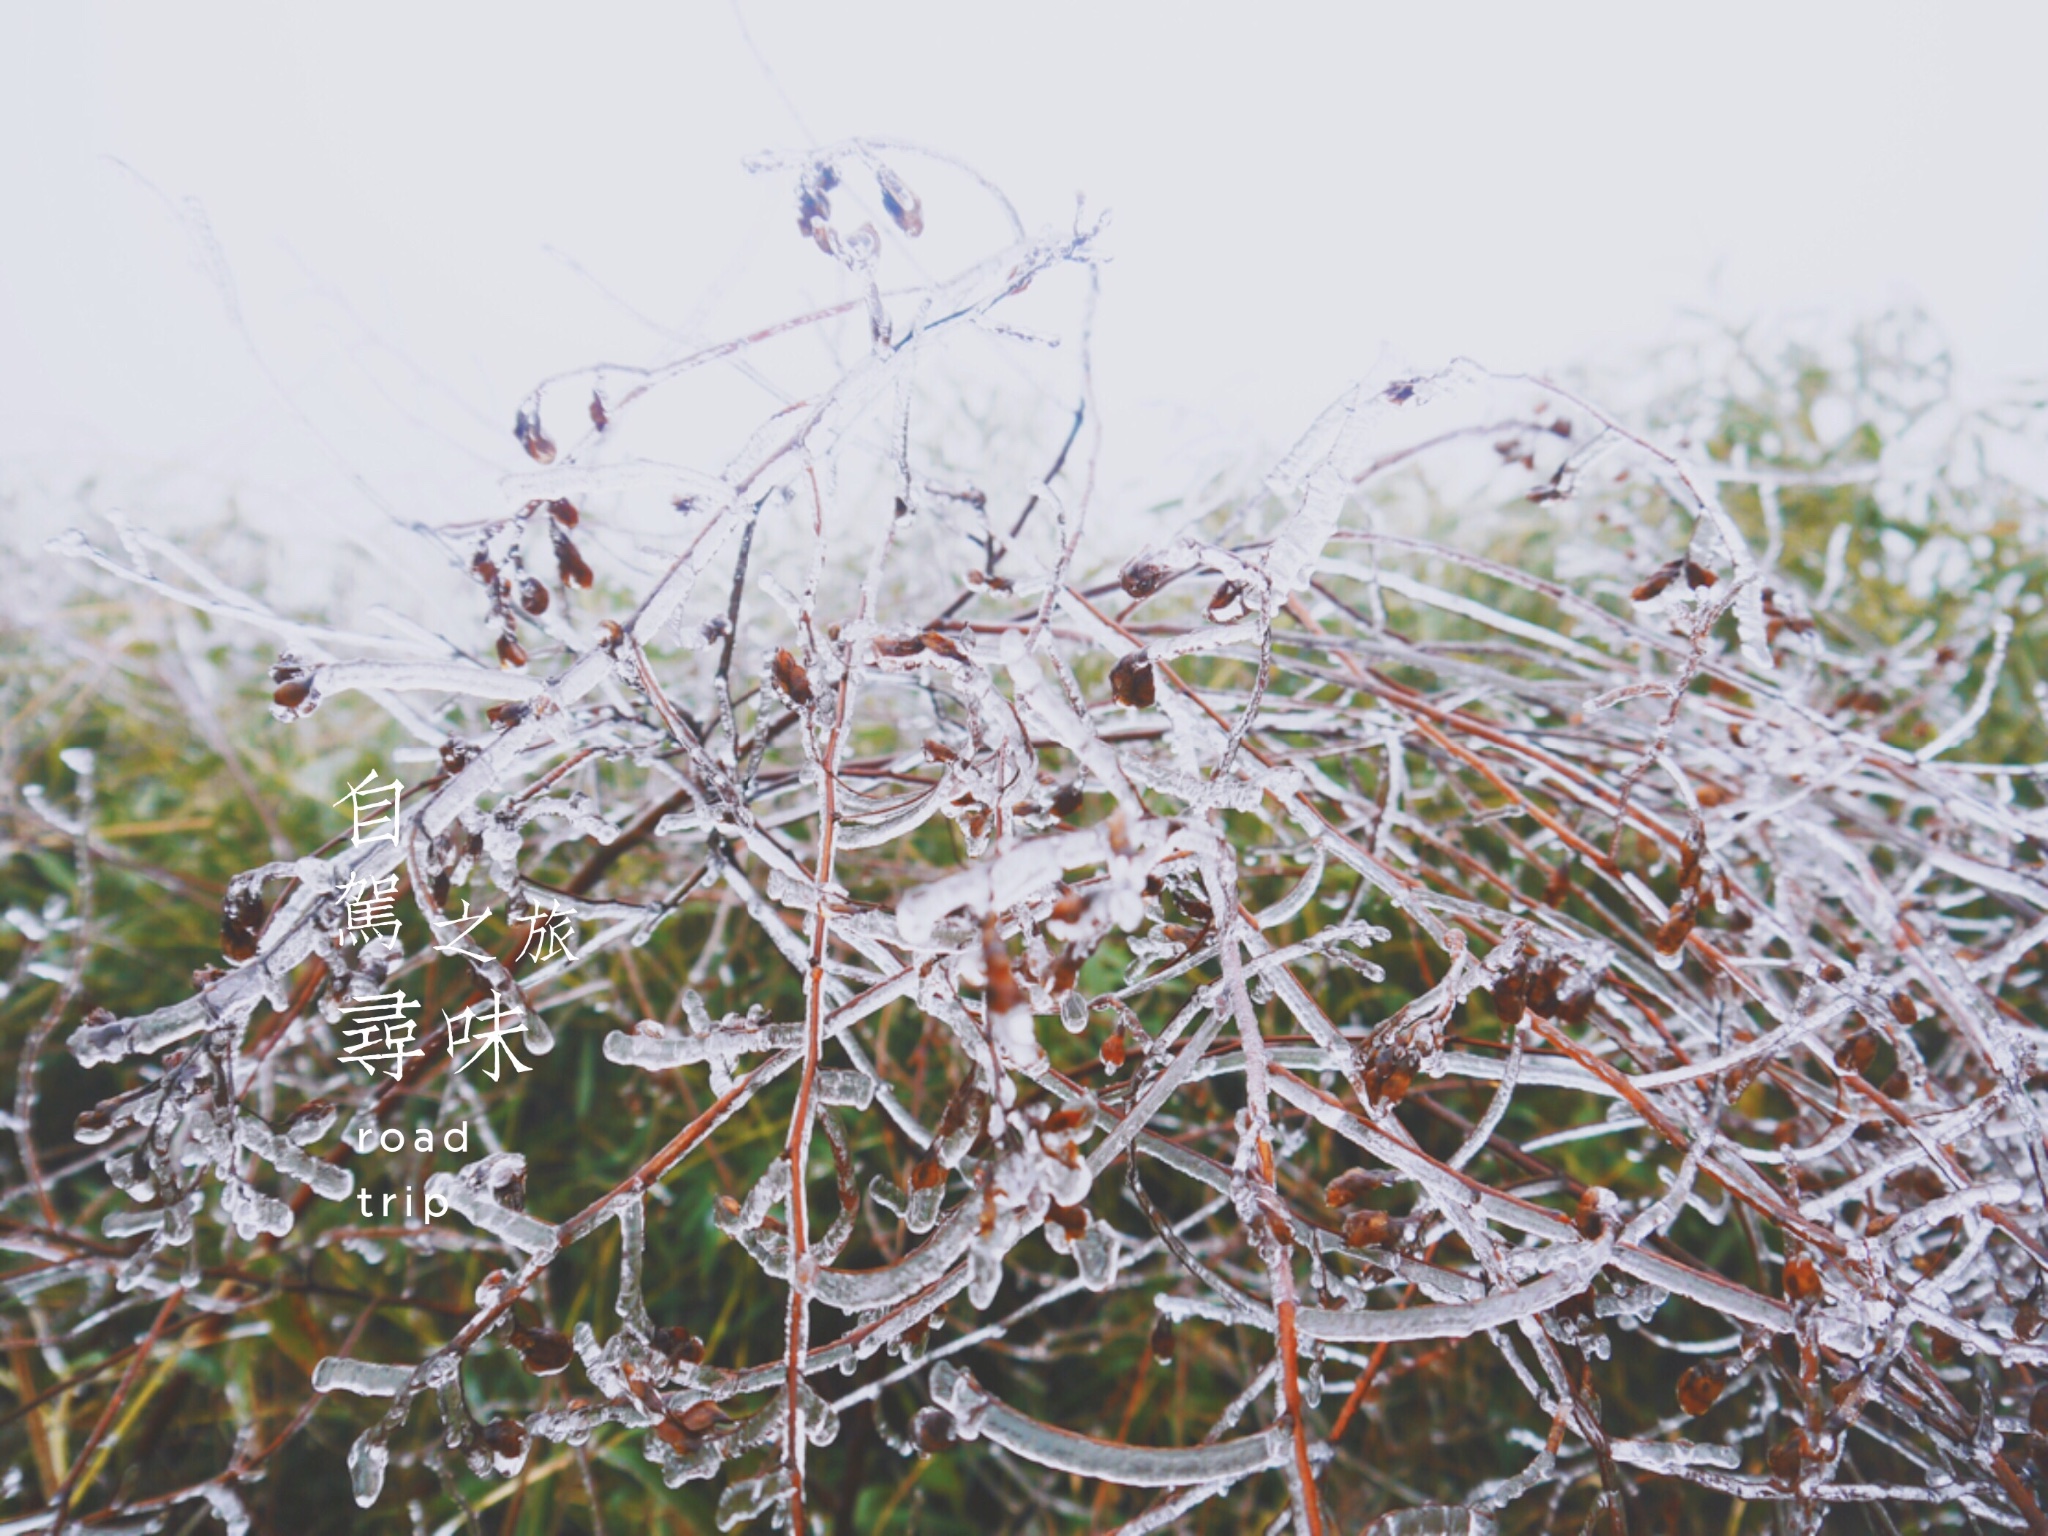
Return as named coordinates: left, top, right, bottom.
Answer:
left=1150, top=1312, right=1176, bottom=1365
left=517, top=577, right=549, bottom=616
left=1782, top=1255, right=1823, bottom=1306
left=514, top=410, right=556, bottom=464
left=1324, top=1168, right=1386, bottom=1209
left=876, top=164, right=923, bottom=236
left=1676, top=1362, right=1727, bottom=1417
left=1573, top=1187, right=1612, bottom=1240
left=1343, top=1210, right=1400, bottom=1250
left=1118, top=554, right=1175, bottom=599
left=552, top=526, right=594, bottom=589
left=911, top=1406, right=956, bottom=1457
left=286, top=1099, right=337, bottom=1146
left=1835, top=1031, right=1879, bottom=1077
left=773, top=648, right=813, bottom=707
left=1110, top=652, right=1155, bottom=709
left=496, top=634, right=528, bottom=670
left=651, top=1325, right=705, bottom=1366
left=1630, top=558, right=1686, bottom=603
left=221, top=883, right=268, bottom=962
left=1490, top=961, right=1527, bottom=1026
left=479, top=1417, right=527, bottom=1463
left=509, top=1324, right=574, bottom=1376
left=73, top=1108, right=113, bottom=1145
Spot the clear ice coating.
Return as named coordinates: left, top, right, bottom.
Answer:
left=34, top=150, right=2048, bottom=1536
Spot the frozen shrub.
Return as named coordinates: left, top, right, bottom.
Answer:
left=7, top=146, right=2048, bottom=1535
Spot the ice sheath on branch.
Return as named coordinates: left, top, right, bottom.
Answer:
left=22, top=141, right=2048, bottom=1536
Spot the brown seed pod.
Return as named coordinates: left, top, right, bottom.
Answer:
left=514, top=410, right=556, bottom=465
left=478, top=1416, right=527, bottom=1464
left=1118, top=555, right=1173, bottom=599
left=1491, top=962, right=1528, bottom=1027
left=1835, top=1031, right=1879, bottom=1077
left=517, top=577, right=549, bottom=615
left=552, top=528, right=594, bottom=589
left=910, top=1152, right=948, bottom=1192
left=1046, top=1202, right=1088, bottom=1238
left=1630, top=558, right=1686, bottom=602
left=1767, top=1429, right=1809, bottom=1483
left=271, top=676, right=311, bottom=711
left=1100, top=1032, right=1127, bottom=1071
left=1110, top=652, right=1156, bottom=708
left=546, top=497, right=580, bottom=528
left=1682, top=559, right=1717, bottom=589
left=1343, top=1210, right=1400, bottom=1250
left=773, top=648, right=813, bottom=707
left=650, top=1325, right=705, bottom=1365
left=674, top=1400, right=730, bottom=1437
left=1556, top=973, right=1601, bottom=1026
left=912, top=1406, right=956, bottom=1456
left=1782, top=1255, right=1823, bottom=1306
left=1527, top=957, right=1563, bottom=1019
left=510, top=1324, right=574, bottom=1376
left=1675, top=1363, right=1726, bottom=1417
left=221, top=884, right=267, bottom=962
left=876, top=164, right=924, bottom=236
left=1325, top=1168, right=1388, bottom=1209
left=1653, top=891, right=1698, bottom=957
left=920, top=630, right=967, bottom=662
left=1574, top=1189, right=1608, bottom=1239
left=1888, top=992, right=1918, bottom=1025
left=496, top=634, right=528, bottom=669
left=1150, top=1311, right=1176, bottom=1365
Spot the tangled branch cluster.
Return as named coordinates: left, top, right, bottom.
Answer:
left=20, top=147, right=2048, bottom=1534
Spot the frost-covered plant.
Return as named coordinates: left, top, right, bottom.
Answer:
left=11, top=146, right=2048, bottom=1536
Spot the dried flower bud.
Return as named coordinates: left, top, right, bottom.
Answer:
left=1100, top=1032, right=1127, bottom=1071
left=1343, top=1209, right=1400, bottom=1250
left=912, top=1406, right=956, bottom=1456
left=1630, top=559, right=1685, bottom=603
left=1653, top=891, right=1698, bottom=957
left=1767, top=1428, right=1810, bottom=1483
left=553, top=528, right=594, bottom=589
left=479, top=1417, right=527, bottom=1461
left=1676, top=1363, right=1726, bottom=1417
left=650, top=1325, right=705, bottom=1365
left=1782, top=1255, right=1822, bottom=1306
left=1324, top=1168, right=1386, bottom=1209
left=1573, top=1188, right=1609, bottom=1239
left=1491, top=962, right=1528, bottom=1027
left=517, top=577, right=549, bottom=615
left=1835, top=1030, right=1879, bottom=1077
left=773, top=648, right=813, bottom=707
left=1110, top=652, right=1156, bottom=708
left=876, top=164, right=924, bottom=236
left=221, top=884, right=267, bottom=962
left=510, top=1324, right=574, bottom=1376
left=514, top=409, right=556, bottom=465
left=496, top=634, right=527, bottom=669
left=1150, top=1312, right=1176, bottom=1365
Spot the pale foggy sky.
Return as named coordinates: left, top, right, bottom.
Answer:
left=4, top=4, right=2045, bottom=568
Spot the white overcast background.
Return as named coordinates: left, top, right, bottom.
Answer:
left=4, top=4, right=2045, bottom=594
